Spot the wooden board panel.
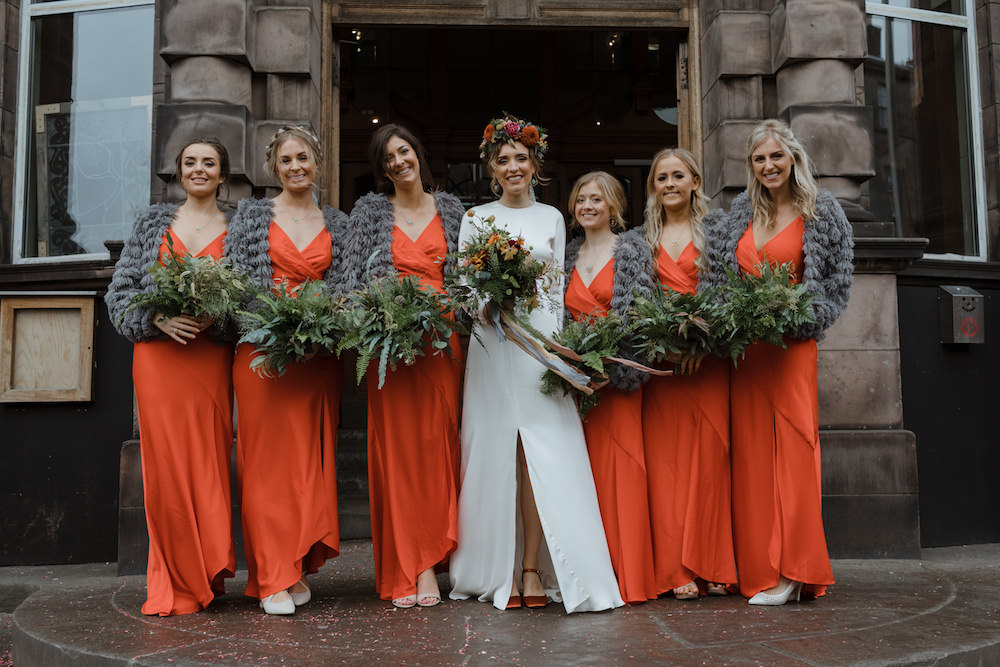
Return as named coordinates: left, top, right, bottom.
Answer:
left=0, top=297, right=95, bottom=402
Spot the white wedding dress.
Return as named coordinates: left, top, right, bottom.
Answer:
left=448, top=200, right=624, bottom=613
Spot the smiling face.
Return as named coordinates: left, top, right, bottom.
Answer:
left=382, top=135, right=421, bottom=189
left=490, top=141, right=535, bottom=198
left=652, top=155, right=699, bottom=217
left=573, top=181, right=612, bottom=232
left=750, top=136, right=793, bottom=194
left=179, top=143, right=223, bottom=198
left=275, top=137, right=316, bottom=192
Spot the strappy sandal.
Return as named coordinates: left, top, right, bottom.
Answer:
left=706, top=582, right=729, bottom=596
left=673, top=581, right=699, bottom=600
left=392, top=595, right=416, bottom=608
left=521, top=568, right=548, bottom=609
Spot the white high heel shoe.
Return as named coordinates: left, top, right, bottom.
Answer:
left=289, top=578, right=311, bottom=606
left=260, top=591, right=295, bottom=615
left=748, top=579, right=802, bottom=606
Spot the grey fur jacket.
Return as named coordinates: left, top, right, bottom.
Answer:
left=563, top=227, right=656, bottom=392
left=341, top=191, right=465, bottom=292
left=224, top=197, right=349, bottom=295
left=704, top=189, right=854, bottom=341
left=105, top=202, right=235, bottom=343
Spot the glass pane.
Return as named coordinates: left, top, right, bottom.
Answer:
left=864, top=14, right=976, bottom=255
left=870, top=0, right=965, bottom=14
left=22, top=5, right=154, bottom=259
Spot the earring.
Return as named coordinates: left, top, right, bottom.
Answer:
left=530, top=177, right=538, bottom=186
left=491, top=181, right=501, bottom=194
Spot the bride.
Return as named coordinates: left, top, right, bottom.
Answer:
left=448, top=115, right=624, bottom=613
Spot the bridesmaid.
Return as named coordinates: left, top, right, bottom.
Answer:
left=105, top=138, right=235, bottom=615
left=343, top=123, right=465, bottom=609
left=449, top=115, right=623, bottom=614
left=562, top=171, right=658, bottom=604
left=227, top=125, right=347, bottom=615
left=709, top=119, right=853, bottom=605
left=640, top=148, right=738, bottom=600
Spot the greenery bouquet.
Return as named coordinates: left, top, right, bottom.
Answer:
left=122, top=234, right=248, bottom=328
left=337, top=273, right=463, bottom=389
left=539, top=311, right=634, bottom=417
left=630, top=285, right=722, bottom=374
left=237, top=280, right=346, bottom=378
left=714, top=261, right=816, bottom=362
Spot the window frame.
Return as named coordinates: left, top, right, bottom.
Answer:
left=11, top=0, right=155, bottom=265
left=865, top=1, right=988, bottom=262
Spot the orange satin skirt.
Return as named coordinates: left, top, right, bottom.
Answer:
left=366, top=341, right=461, bottom=600
left=233, top=344, right=342, bottom=599
left=642, top=359, right=737, bottom=595
left=132, top=335, right=235, bottom=616
left=583, top=386, right=657, bottom=604
left=730, top=339, right=834, bottom=599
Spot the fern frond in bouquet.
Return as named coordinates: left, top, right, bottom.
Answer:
left=445, top=211, right=557, bottom=317
left=539, top=311, right=633, bottom=417
left=123, top=233, right=248, bottom=327
left=630, top=286, right=721, bottom=372
left=237, top=280, right=347, bottom=378
left=714, top=261, right=816, bottom=362
left=337, top=273, right=464, bottom=389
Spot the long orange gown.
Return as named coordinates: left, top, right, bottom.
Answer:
left=731, top=218, right=834, bottom=599
left=642, top=243, right=737, bottom=596
left=233, top=223, right=342, bottom=600
left=132, top=229, right=236, bottom=616
left=565, top=261, right=657, bottom=604
left=366, top=217, right=462, bottom=601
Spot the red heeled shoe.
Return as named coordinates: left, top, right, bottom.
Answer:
left=521, top=568, right=548, bottom=609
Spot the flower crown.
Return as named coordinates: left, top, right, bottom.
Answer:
left=479, top=114, right=548, bottom=162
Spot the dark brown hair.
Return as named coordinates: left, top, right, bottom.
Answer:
left=368, top=123, right=435, bottom=195
left=173, top=138, right=231, bottom=198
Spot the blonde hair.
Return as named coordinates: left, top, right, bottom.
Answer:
left=643, top=147, right=709, bottom=274
left=265, top=125, right=323, bottom=184
left=567, top=171, right=627, bottom=232
left=746, top=119, right=818, bottom=228
left=485, top=140, right=549, bottom=196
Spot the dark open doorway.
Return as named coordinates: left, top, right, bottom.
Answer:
left=336, top=27, right=684, bottom=229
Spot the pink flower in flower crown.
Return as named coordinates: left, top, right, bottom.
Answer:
left=504, top=121, right=520, bottom=138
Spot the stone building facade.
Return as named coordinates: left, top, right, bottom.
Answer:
left=0, top=0, right=998, bottom=566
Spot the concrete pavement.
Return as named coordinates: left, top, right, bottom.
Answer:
left=3, top=541, right=1000, bottom=666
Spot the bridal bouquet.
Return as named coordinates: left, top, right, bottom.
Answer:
left=122, top=234, right=248, bottom=328
left=630, top=286, right=721, bottom=374
left=539, top=311, right=634, bottom=417
left=445, top=211, right=555, bottom=317
left=714, top=261, right=816, bottom=362
left=337, top=273, right=463, bottom=389
left=237, top=280, right=347, bottom=378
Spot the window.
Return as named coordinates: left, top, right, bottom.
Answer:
left=12, top=0, right=155, bottom=263
left=864, top=1, right=987, bottom=259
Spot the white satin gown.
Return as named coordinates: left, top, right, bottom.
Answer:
left=448, top=200, right=625, bottom=613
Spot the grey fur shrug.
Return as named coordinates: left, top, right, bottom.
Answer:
left=224, top=197, right=348, bottom=294
left=341, top=191, right=465, bottom=292
left=563, top=227, right=656, bottom=391
left=704, top=189, right=854, bottom=341
left=104, top=203, right=182, bottom=342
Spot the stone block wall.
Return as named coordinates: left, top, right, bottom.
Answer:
left=699, top=0, right=873, bottom=211
left=153, top=0, right=323, bottom=201
left=978, top=0, right=1000, bottom=259
left=0, top=0, right=19, bottom=264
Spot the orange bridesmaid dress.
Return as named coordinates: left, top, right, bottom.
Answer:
left=565, top=261, right=657, bottom=604
left=132, top=228, right=236, bottom=616
left=641, top=243, right=737, bottom=596
left=233, top=223, right=342, bottom=600
left=730, top=218, right=834, bottom=599
left=366, top=217, right=462, bottom=601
